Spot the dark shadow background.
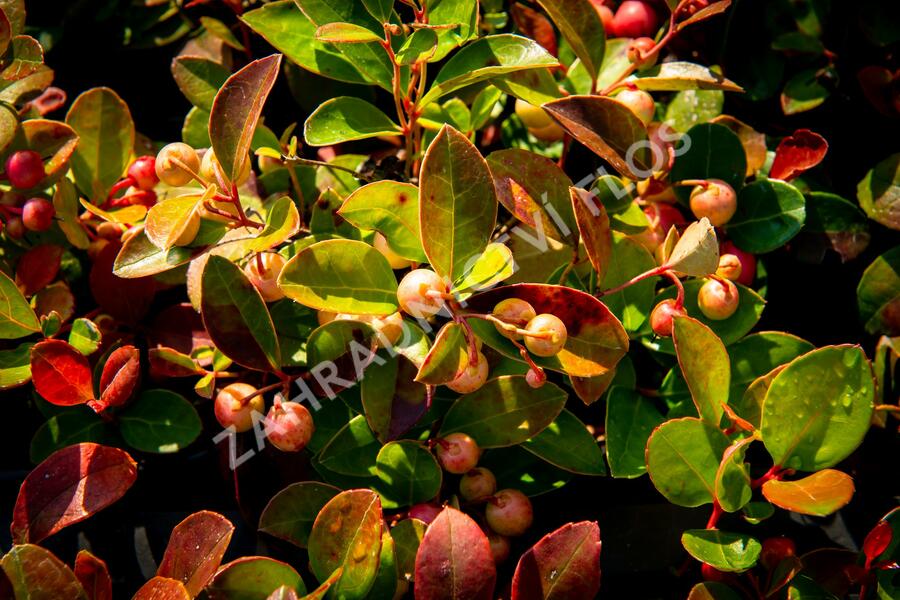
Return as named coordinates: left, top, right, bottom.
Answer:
left=3, top=0, right=899, bottom=598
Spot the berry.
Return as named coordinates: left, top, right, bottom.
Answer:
left=525, top=367, right=546, bottom=388
left=198, top=198, right=241, bottom=223
left=613, top=1, right=659, bottom=38
left=397, top=269, right=447, bottom=318
left=265, top=400, right=315, bottom=452
left=459, top=467, right=497, bottom=501
left=701, top=563, right=729, bottom=582
left=373, top=232, right=410, bottom=269
left=156, top=143, right=200, bottom=187
left=760, top=537, right=796, bottom=571
left=524, top=313, right=568, bottom=357
left=515, top=99, right=565, bottom=142
left=97, top=222, right=125, bottom=241
left=22, top=198, right=55, bottom=232
left=646, top=122, right=678, bottom=172
left=716, top=253, right=743, bottom=281
left=409, top=503, right=442, bottom=524
left=128, top=155, right=159, bottom=191
left=436, top=432, right=480, bottom=474
left=690, top=179, right=737, bottom=227
left=634, top=202, right=686, bottom=253
left=0, top=191, right=23, bottom=206
left=529, top=121, right=566, bottom=143
left=244, top=252, right=287, bottom=302
left=698, top=278, right=739, bottom=320
left=5, top=150, right=45, bottom=189
left=214, top=382, right=265, bottom=433
left=616, top=88, right=655, bottom=127
left=589, top=0, right=616, bottom=34
left=446, top=352, right=489, bottom=394
left=4, top=216, right=24, bottom=239
left=721, top=241, right=756, bottom=286
left=371, top=312, right=405, bottom=346
left=650, top=299, right=686, bottom=337
left=628, top=37, right=657, bottom=68
left=485, top=489, right=533, bottom=537
left=200, top=149, right=250, bottom=186
left=487, top=530, right=511, bottom=564
left=492, top=298, right=537, bottom=340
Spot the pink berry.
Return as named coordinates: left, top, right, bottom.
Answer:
left=485, top=489, right=533, bottom=537
left=244, top=252, right=287, bottom=302
left=487, top=530, right=511, bottom=564
left=690, top=179, right=738, bottom=227
left=492, top=298, right=537, bottom=340
left=616, top=88, right=655, bottom=126
left=613, top=1, right=659, bottom=38
left=459, top=467, right=497, bottom=501
left=524, top=313, right=568, bottom=357
left=627, top=37, right=657, bottom=68
left=721, top=241, right=756, bottom=286
left=214, top=382, right=265, bottom=433
left=436, top=432, right=480, bottom=474
left=397, top=269, right=447, bottom=318
left=5, top=150, right=45, bottom=190
left=128, top=155, right=159, bottom=191
left=22, top=198, right=55, bottom=232
left=265, top=401, right=315, bottom=452
left=446, top=352, right=489, bottom=394
left=4, top=216, right=24, bottom=239
left=525, top=368, right=546, bottom=388
left=716, top=254, right=743, bottom=281
left=697, top=278, right=740, bottom=321
left=650, top=299, right=686, bottom=337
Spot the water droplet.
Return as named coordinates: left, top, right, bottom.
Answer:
left=549, top=569, right=559, bottom=581
left=352, top=540, right=368, bottom=562
left=841, top=394, right=853, bottom=408
left=842, top=350, right=860, bottom=368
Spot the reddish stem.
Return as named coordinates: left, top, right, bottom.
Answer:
left=706, top=500, right=724, bottom=529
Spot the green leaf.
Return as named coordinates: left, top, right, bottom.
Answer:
left=206, top=557, right=305, bottom=598
left=714, top=436, right=754, bottom=513
left=317, top=414, right=381, bottom=477
left=53, top=178, right=90, bottom=250
left=495, top=67, right=564, bottom=107
left=858, top=247, right=900, bottom=335
left=421, top=34, right=559, bottom=106
left=438, top=375, right=567, bottom=447
left=419, top=125, right=497, bottom=281
left=214, top=197, right=302, bottom=260
left=338, top=181, right=426, bottom=262
left=368, top=532, right=398, bottom=599
left=315, top=21, right=382, bottom=44
left=857, top=153, right=900, bottom=230
left=362, top=354, right=429, bottom=442
left=536, top=0, right=605, bottom=81
left=646, top=417, right=730, bottom=507
left=761, top=469, right=855, bottom=517
left=29, top=411, right=111, bottom=464
left=308, top=489, right=383, bottom=600
left=542, top=95, right=651, bottom=180
left=673, top=316, right=730, bottom=426
left=522, top=409, right=606, bottom=475
left=242, top=1, right=370, bottom=85
left=727, top=179, right=806, bottom=254
left=0, top=341, right=32, bottom=389
left=781, top=68, right=830, bottom=115
left=201, top=255, right=281, bottom=371
left=65, top=87, right=134, bottom=202
left=396, top=28, right=438, bottom=65
left=760, top=345, right=874, bottom=471
left=665, top=89, right=724, bottom=134
left=119, top=390, right=201, bottom=454
left=633, top=62, right=744, bottom=92
left=453, top=242, right=515, bottom=297
left=479, top=445, right=571, bottom=497
left=601, top=234, right=657, bottom=334
left=278, top=239, right=399, bottom=315
left=374, top=441, right=442, bottom=509
left=802, top=192, right=870, bottom=261
left=427, top=0, right=479, bottom=62
left=670, top=123, right=746, bottom=201
left=304, top=96, right=400, bottom=146
left=361, top=0, right=393, bottom=23
left=259, top=482, right=340, bottom=549
left=681, top=530, right=761, bottom=573
left=210, top=54, right=282, bottom=183
left=605, top=386, right=665, bottom=478
left=391, top=518, right=426, bottom=582
left=112, top=229, right=199, bottom=279
left=688, top=582, right=743, bottom=600
left=415, top=322, right=468, bottom=385
left=171, top=56, right=230, bottom=111
left=0, top=269, right=40, bottom=339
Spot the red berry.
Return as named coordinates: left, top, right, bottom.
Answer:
left=720, top=241, right=756, bottom=286
left=485, top=489, right=533, bottom=537
left=4, top=216, right=24, bottom=239
left=459, top=467, right=497, bottom=501
left=22, top=198, right=55, bottom=232
left=525, top=367, right=546, bottom=388
left=5, top=150, right=45, bottom=190
left=409, top=503, right=442, bottom=524
left=760, top=537, right=796, bottom=571
left=487, top=530, right=511, bottom=564
left=698, top=278, right=740, bottom=320
left=436, top=432, right=480, bottom=474
left=214, top=382, right=265, bottom=433
left=589, top=0, right=616, bottom=34
left=265, top=400, right=315, bottom=452
left=628, top=37, right=657, bottom=68
left=128, top=156, right=159, bottom=191
left=650, top=299, right=686, bottom=337
left=613, top=1, right=659, bottom=38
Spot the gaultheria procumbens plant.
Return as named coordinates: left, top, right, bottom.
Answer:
left=1, top=0, right=898, bottom=598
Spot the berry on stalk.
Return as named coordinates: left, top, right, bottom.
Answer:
left=435, top=432, right=480, bottom=474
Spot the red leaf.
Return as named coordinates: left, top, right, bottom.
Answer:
left=511, top=521, right=602, bottom=600
left=90, top=345, right=140, bottom=413
left=11, top=443, right=137, bottom=543
left=132, top=577, right=191, bottom=600
left=414, top=507, right=496, bottom=600
left=74, top=550, right=113, bottom=600
left=157, top=511, right=234, bottom=597
left=769, top=129, right=828, bottom=181
left=89, top=242, right=156, bottom=324
left=863, top=520, right=893, bottom=563
left=16, top=244, right=63, bottom=296
left=30, top=339, right=95, bottom=406
left=510, top=3, right=558, bottom=58
left=571, top=188, right=612, bottom=281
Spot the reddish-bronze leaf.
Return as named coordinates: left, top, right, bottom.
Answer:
left=33, top=281, right=76, bottom=322
left=511, top=521, right=601, bottom=600
left=11, top=443, right=137, bottom=543
left=1, top=544, right=88, bottom=599
left=90, top=242, right=156, bottom=324
left=157, top=511, right=234, bottom=597
left=75, top=550, right=113, bottom=600
left=571, top=187, right=612, bottom=281
left=90, top=345, right=140, bottom=413
left=132, top=577, right=191, bottom=600
left=414, top=507, right=496, bottom=600
left=768, top=129, right=828, bottom=181
left=30, top=339, right=96, bottom=406
left=863, top=519, right=893, bottom=562
left=16, top=244, right=63, bottom=296
left=510, top=3, right=558, bottom=58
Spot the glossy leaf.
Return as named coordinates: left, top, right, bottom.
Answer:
left=646, top=417, right=730, bottom=507
left=687, top=582, right=743, bottom=600
left=438, top=376, right=567, bottom=447
left=761, top=470, right=855, bottom=517
left=305, top=96, right=401, bottom=146
left=714, top=436, right=755, bottom=513
left=681, top=530, right=761, bottom=572
left=673, top=316, right=730, bottom=426
left=30, top=339, right=95, bottom=406
left=419, top=125, right=497, bottom=281
left=769, top=129, right=828, bottom=181
left=391, top=518, right=426, bottom=582
left=396, top=28, right=438, bottom=65
left=600, top=234, right=657, bottom=333
left=523, top=409, right=605, bottom=475
left=308, top=489, right=383, bottom=600
left=145, top=196, right=202, bottom=251
left=259, top=482, right=340, bottom=549
left=113, top=228, right=199, bottom=279
left=543, top=95, right=651, bottom=179
left=317, top=414, right=381, bottom=477
left=206, top=557, right=306, bottom=599
left=605, top=386, right=665, bottom=478
left=375, top=441, right=442, bottom=509
left=727, top=179, right=806, bottom=254
left=535, top=0, right=604, bottom=80
left=171, top=56, right=229, bottom=111
left=0, top=269, right=40, bottom=338
left=0, top=341, right=33, bottom=390
left=857, top=247, right=900, bottom=335
left=315, top=22, right=382, bottom=44
left=132, top=577, right=191, bottom=600
left=415, top=322, right=468, bottom=385
left=201, top=255, right=280, bottom=371
left=157, top=511, right=234, bottom=597
left=53, top=177, right=90, bottom=250
left=480, top=446, right=572, bottom=497
left=781, top=68, right=830, bottom=115
left=571, top=187, right=612, bottom=280
left=760, top=345, right=874, bottom=471
left=511, top=521, right=601, bottom=600
left=338, top=181, right=426, bottom=262
left=11, top=443, right=137, bottom=543
left=414, top=507, right=496, bottom=600
left=363, top=353, right=429, bottom=441
left=453, top=242, right=515, bottom=296
left=209, top=54, right=282, bottom=182
left=74, top=550, right=112, bottom=600
left=427, top=0, right=479, bottom=62
left=670, top=123, right=746, bottom=199
left=1, top=544, right=88, bottom=600
left=119, top=389, right=202, bottom=453
left=857, top=152, right=900, bottom=230
left=633, top=62, right=743, bottom=92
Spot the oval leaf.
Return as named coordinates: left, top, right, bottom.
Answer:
left=0, top=269, right=40, bottom=338
left=1, top=544, right=88, bottom=600
left=375, top=441, right=442, bottom=509
left=305, top=96, right=401, bottom=146
left=119, top=389, right=202, bottom=454
left=727, top=179, right=806, bottom=254
left=30, top=339, right=95, bottom=406
left=673, top=316, right=730, bottom=426
left=761, top=469, right=855, bottom=517
left=338, top=181, right=426, bottom=262
left=511, top=521, right=601, bottom=600
left=157, top=511, right=235, bottom=597
left=681, top=529, right=761, bottom=573
left=206, top=557, right=306, bottom=599
left=259, top=482, right=340, bottom=549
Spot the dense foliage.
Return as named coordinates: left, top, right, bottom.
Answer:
left=0, top=0, right=899, bottom=598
